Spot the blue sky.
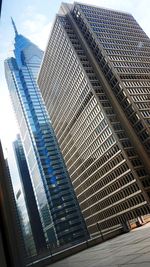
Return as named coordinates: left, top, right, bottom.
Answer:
left=0, top=0, right=150, bottom=191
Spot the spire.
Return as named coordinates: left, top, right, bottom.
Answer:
left=11, top=17, right=18, bottom=36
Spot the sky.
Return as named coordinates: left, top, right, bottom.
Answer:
left=0, top=0, right=150, bottom=191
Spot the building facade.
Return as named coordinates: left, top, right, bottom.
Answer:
left=0, top=143, right=26, bottom=267
left=16, top=188, right=36, bottom=257
left=38, top=2, right=150, bottom=238
left=5, top=19, right=88, bottom=248
left=13, top=135, right=46, bottom=255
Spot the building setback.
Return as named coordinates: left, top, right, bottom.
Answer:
left=38, top=2, right=150, bottom=238
left=4, top=19, right=87, bottom=248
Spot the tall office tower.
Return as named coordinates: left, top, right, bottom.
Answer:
left=16, top=188, right=36, bottom=257
left=13, top=135, right=46, bottom=254
left=4, top=19, right=87, bottom=248
left=38, top=2, right=150, bottom=238
left=0, top=143, right=26, bottom=267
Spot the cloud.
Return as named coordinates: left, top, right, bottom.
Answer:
left=0, top=85, right=19, bottom=147
left=24, top=5, right=36, bottom=17
left=27, top=21, right=52, bottom=50
left=22, top=14, right=47, bottom=33
left=21, top=6, right=52, bottom=50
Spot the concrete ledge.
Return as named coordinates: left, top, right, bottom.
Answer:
left=27, top=226, right=126, bottom=267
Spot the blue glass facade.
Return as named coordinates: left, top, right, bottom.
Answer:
left=5, top=20, right=88, bottom=248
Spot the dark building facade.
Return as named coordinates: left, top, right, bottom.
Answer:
left=13, top=135, right=46, bottom=255
left=5, top=19, right=88, bottom=247
left=38, top=2, right=150, bottom=238
left=16, top=188, right=36, bottom=257
left=0, top=143, right=26, bottom=267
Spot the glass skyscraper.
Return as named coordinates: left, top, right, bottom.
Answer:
left=38, top=2, right=150, bottom=238
left=16, top=188, right=36, bottom=257
left=5, top=19, right=87, bottom=248
left=13, top=134, right=46, bottom=255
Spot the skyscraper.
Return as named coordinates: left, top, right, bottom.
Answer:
left=38, top=2, right=150, bottom=238
left=0, top=142, right=26, bottom=267
left=5, top=19, right=87, bottom=248
left=16, top=188, right=36, bottom=257
left=13, top=134, right=46, bottom=254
